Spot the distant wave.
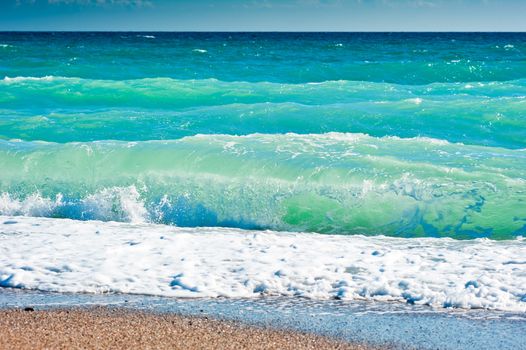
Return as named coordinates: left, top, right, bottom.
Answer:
left=1, top=76, right=526, bottom=148
left=2, top=32, right=526, bottom=86
left=3, top=76, right=525, bottom=103
left=4, top=74, right=526, bottom=86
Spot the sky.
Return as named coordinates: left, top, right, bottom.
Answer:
left=1, top=0, right=526, bottom=32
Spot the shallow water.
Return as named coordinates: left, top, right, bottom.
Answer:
left=1, top=289, right=525, bottom=350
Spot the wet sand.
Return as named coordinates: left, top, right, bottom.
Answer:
left=0, top=307, right=374, bottom=350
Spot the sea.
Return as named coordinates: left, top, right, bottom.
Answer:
left=0, top=32, right=525, bottom=312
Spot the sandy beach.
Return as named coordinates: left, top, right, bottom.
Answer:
left=0, top=307, right=372, bottom=350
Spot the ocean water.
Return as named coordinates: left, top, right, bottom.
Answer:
left=0, top=32, right=525, bottom=310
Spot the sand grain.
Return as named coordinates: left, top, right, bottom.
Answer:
left=0, top=307, right=372, bottom=350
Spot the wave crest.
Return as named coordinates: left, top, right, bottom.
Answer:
left=0, top=134, right=524, bottom=239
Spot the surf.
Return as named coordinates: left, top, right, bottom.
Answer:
left=0, top=133, right=524, bottom=239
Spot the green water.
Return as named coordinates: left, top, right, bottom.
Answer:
left=0, top=32, right=525, bottom=238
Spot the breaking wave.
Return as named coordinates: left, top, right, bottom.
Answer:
left=1, top=133, right=524, bottom=239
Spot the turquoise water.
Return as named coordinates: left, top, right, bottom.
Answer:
left=1, top=32, right=525, bottom=239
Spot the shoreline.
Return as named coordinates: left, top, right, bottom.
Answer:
left=0, top=307, right=369, bottom=350
left=1, top=289, right=525, bottom=350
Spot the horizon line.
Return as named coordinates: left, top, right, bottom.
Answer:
left=1, top=30, right=526, bottom=33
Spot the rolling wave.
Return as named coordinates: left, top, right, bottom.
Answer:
left=1, top=133, right=524, bottom=239
left=1, top=76, right=526, bottom=148
left=3, top=76, right=526, bottom=108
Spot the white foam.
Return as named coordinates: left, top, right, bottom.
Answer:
left=2, top=76, right=55, bottom=83
left=0, top=193, right=60, bottom=217
left=192, top=49, right=208, bottom=53
left=81, top=186, right=148, bottom=223
left=407, top=97, right=423, bottom=105
left=0, top=216, right=524, bottom=311
left=0, top=186, right=148, bottom=223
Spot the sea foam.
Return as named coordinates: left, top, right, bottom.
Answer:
left=0, top=216, right=525, bottom=312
